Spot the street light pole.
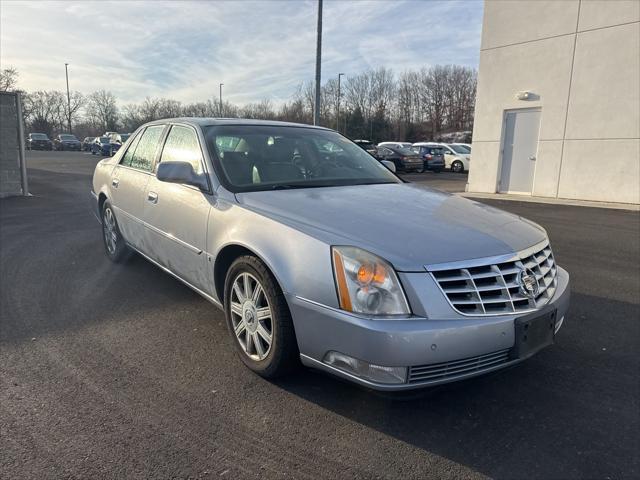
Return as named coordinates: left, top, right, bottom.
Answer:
left=219, top=83, right=224, bottom=116
left=336, top=72, right=344, bottom=133
left=64, top=63, right=71, bottom=133
left=313, top=0, right=323, bottom=125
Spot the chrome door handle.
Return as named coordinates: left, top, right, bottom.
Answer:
left=147, top=191, right=158, bottom=204
left=529, top=155, right=536, bottom=161
left=112, top=178, right=119, bottom=188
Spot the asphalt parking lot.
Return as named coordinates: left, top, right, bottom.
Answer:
left=1, top=151, right=638, bottom=479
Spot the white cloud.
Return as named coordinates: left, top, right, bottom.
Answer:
left=0, top=0, right=482, bottom=105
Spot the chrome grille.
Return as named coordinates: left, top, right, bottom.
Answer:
left=408, top=349, right=511, bottom=384
left=431, top=243, right=557, bottom=316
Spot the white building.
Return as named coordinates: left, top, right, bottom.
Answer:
left=468, top=0, right=639, bottom=205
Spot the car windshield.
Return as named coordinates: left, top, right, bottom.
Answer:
left=31, top=133, right=47, bottom=139
left=120, top=134, right=130, bottom=142
left=204, top=125, right=400, bottom=192
left=98, top=137, right=110, bottom=143
left=449, top=144, right=469, bottom=154
left=60, top=135, right=77, bottom=140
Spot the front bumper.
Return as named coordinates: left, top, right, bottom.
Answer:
left=289, top=267, right=570, bottom=391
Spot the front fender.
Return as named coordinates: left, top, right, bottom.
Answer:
left=208, top=200, right=338, bottom=308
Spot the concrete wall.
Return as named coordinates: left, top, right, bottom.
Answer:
left=0, top=92, right=26, bottom=197
left=469, top=0, right=640, bottom=204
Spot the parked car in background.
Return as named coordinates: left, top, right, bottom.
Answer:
left=376, top=145, right=424, bottom=173
left=353, top=139, right=378, bottom=157
left=378, top=141, right=413, bottom=150
left=82, top=137, right=95, bottom=151
left=26, top=133, right=53, bottom=150
left=411, top=143, right=446, bottom=172
left=452, top=143, right=471, bottom=153
left=430, top=143, right=470, bottom=173
left=54, top=134, right=82, bottom=151
left=91, top=136, right=117, bottom=156
left=91, top=118, right=570, bottom=391
left=110, top=133, right=131, bottom=146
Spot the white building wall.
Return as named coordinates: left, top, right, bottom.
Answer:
left=469, top=0, right=640, bottom=204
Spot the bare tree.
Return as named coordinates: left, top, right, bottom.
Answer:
left=0, top=67, right=19, bottom=92
left=86, top=90, right=118, bottom=132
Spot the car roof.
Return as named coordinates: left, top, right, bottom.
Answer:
left=412, top=142, right=441, bottom=146
left=141, top=117, right=332, bottom=131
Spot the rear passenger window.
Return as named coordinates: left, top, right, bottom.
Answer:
left=120, top=131, right=142, bottom=167
left=159, top=125, right=203, bottom=174
left=130, top=126, right=165, bottom=171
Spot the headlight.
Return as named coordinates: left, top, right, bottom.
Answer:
left=332, top=246, right=410, bottom=316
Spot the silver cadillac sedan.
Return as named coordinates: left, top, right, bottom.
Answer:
left=91, top=118, right=570, bottom=391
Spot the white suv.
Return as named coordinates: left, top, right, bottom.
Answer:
left=435, top=143, right=471, bottom=173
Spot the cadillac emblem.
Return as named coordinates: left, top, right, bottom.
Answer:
left=518, top=268, right=539, bottom=299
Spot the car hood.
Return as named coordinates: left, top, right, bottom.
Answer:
left=235, top=183, right=547, bottom=271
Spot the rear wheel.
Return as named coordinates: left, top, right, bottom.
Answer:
left=451, top=160, right=464, bottom=173
left=101, top=201, right=130, bottom=262
left=224, top=255, right=298, bottom=378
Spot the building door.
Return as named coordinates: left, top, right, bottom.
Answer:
left=499, top=109, right=541, bottom=194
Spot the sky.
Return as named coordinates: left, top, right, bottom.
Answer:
left=0, top=0, right=484, bottom=106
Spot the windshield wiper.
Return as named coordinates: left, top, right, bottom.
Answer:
left=270, top=183, right=330, bottom=190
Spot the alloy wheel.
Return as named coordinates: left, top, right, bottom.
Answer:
left=230, top=272, right=273, bottom=361
left=102, top=207, right=117, bottom=255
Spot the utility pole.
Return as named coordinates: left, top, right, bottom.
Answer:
left=219, top=83, right=224, bottom=116
left=336, top=72, right=344, bottom=133
left=64, top=63, right=71, bottom=133
left=313, top=0, right=323, bottom=125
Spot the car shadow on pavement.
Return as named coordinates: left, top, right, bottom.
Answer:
left=273, top=292, right=639, bottom=479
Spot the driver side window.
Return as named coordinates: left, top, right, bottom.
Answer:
left=159, top=125, right=204, bottom=174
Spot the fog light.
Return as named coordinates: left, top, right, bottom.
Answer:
left=323, top=351, right=407, bottom=384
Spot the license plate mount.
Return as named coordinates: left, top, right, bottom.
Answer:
left=512, top=308, right=557, bottom=360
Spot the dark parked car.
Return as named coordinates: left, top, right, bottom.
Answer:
left=54, top=134, right=82, bottom=151
left=411, top=143, right=446, bottom=172
left=91, top=136, right=118, bottom=156
left=82, top=137, right=95, bottom=151
left=27, top=133, right=52, bottom=150
left=375, top=145, right=424, bottom=173
left=353, top=139, right=378, bottom=157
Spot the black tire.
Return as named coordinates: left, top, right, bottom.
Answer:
left=224, top=255, right=299, bottom=378
left=451, top=160, right=464, bottom=173
left=101, top=201, right=130, bottom=263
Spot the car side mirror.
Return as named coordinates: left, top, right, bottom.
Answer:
left=380, top=160, right=396, bottom=173
left=157, top=161, right=208, bottom=191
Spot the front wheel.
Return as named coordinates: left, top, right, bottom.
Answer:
left=224, top=256, right=298, bottom=378
left=101, top=201, right=130, bottom=262
left=451, top=160, right=464, bottom=173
